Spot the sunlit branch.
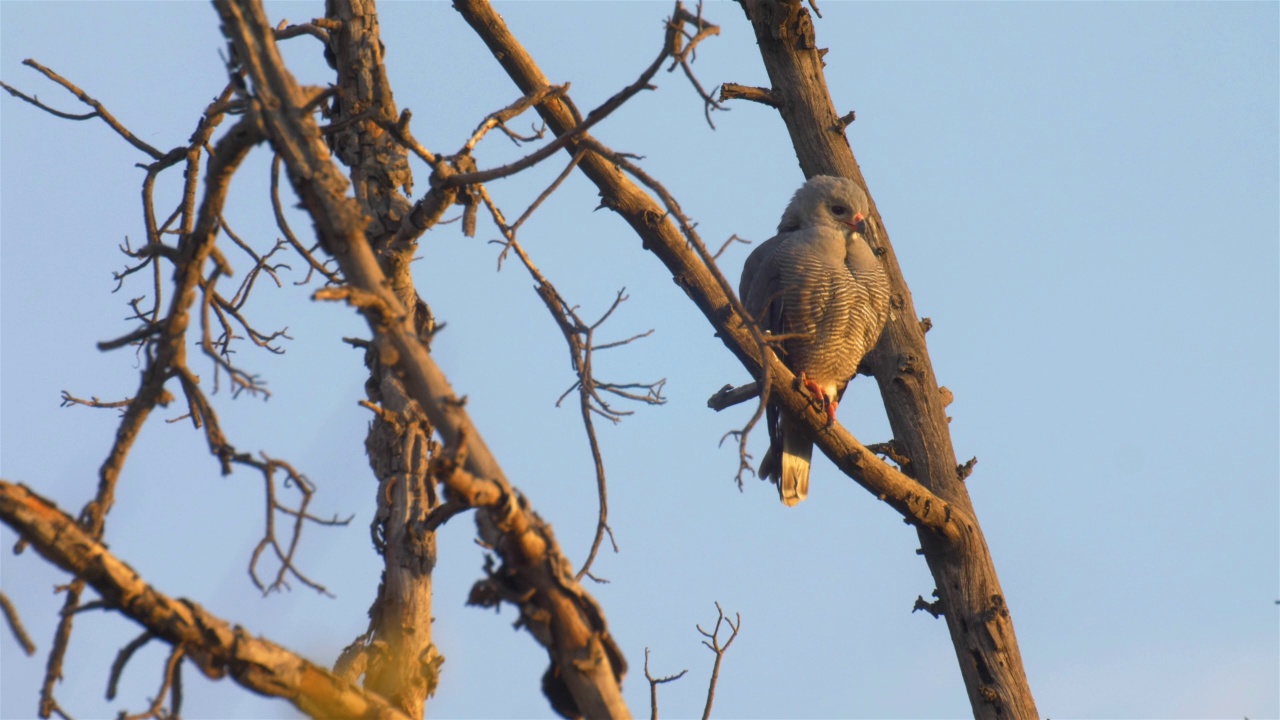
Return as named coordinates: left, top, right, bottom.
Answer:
left=0, top=480, right=409, bottom=720
left=454, top=0, right=966, bottom=539
left=0, top=591, right=36, bottom=656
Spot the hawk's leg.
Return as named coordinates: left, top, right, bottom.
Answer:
left=798, top=372, right=838, bottom=426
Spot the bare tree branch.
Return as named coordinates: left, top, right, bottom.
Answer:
left=0, top=480, right=411, bottom=720
left=718, top=82, right=778, bottom=107
left=1, top=60, right=167, bottom=159
left=59, top=392, right=133, bottom=411
left=696, top=602, right=739, bottom=720
left=668, top=2, right=727, bottom=128
left=453, top=0, right=965, bottom=540
left=643, top=648, right=687, bottom=720
left=34, top=93, right=254, bottom=720
left=475, top=181, right=664, bottom=581
left=107, top=631, right=156, bottom=702
left=0, top=591, right=36, bottom=656
left=705, top=382, right=759, bottom=412
left=274, top=17, right=333, bottom=44
left=270, top=154, right=342, bottom=286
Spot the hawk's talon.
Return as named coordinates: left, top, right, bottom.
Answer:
left=798, top=372, right=838, bottom=426
left=799, top=372, right=823, bottom=400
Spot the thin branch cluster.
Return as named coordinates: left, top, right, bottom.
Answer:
left=1, top=46, right=349, bottom=719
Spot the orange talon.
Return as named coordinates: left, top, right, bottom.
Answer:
left=799, top=372, right=838, bottom=426
left=800, top=372, right=824, bottom=399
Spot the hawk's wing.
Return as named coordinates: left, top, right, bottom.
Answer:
left=739, top=231, right=790, bottom=337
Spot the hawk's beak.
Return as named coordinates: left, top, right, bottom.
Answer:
left=847, top=212, right=867, bottom=233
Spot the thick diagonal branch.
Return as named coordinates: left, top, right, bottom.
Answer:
left=0, top=480, right=410, bottom=720
left=452, top=0, right=963, bottom=540
left=214, top=1, right=628, bottom=716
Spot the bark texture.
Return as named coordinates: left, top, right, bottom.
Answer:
left=738, top=2, right=1037, bottom=716
left=321, top=0, right=439, bottom=715
left=0, top=480, right=411, bottom=720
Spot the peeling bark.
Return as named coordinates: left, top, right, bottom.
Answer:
left=319, top=0, right=439, bottom=716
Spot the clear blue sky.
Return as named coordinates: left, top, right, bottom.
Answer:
left=2, top=2, right=1277, bottom=718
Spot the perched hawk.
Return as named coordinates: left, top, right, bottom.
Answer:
left=739, top=176, right=891, bottom=506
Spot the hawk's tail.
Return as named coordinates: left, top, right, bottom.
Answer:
left=778, top=418, right=812, bottom=506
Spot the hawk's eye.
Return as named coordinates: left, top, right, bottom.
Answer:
left=830, top=205, right=848, bottom=215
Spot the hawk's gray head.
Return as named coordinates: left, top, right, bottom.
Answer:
left=777, top=175, right=870, bottom=235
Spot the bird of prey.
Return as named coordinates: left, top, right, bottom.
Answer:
left=739, top=176, right=891, bottom=506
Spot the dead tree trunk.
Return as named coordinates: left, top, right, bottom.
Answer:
left=736, top=2, right=1038, bottom=716
left=318, top=1, right=439, bottom=716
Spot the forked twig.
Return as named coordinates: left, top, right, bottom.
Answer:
left=697, top=602, right=741, bottom=720
left=644, top=647, right=688, bottom=720
left=575, top=135, right=776, bottom=489
left=668, top=2, right=727, bottom=128
left=1, top=59, right=167, bottom=159
left=475, top=181, right=665, bottom=581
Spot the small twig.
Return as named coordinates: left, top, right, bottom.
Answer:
left=705, top=382, right=759, bottom=412
left=97, top=324, right=163, bottom=352
left=274, top=18, right=331, bottom=43
left=271, top=154, right=341, bottom=285
left=441, top=2, right=692, bottom=190
left=107, top=631, right=156, bottom=700
left=696, top=602, right=740, bottom=720
left=220, top=216, right=285, bottom=305
left=376, top=109, right=443, bottom=168
left=644, top=647, right=688, bottom=720
left=8, top=59, right=165, bottom=159
left=241, top=453, right=351, bottom=596
left=116, top=641, right=185, bottom=720
left=913, top=593, right=944, bottom=619
left=458, top=84, right=568, bottom=155
left=712, top=233, right=750, bottom=260
left=475, top=184, right=663, bottom=581
left=60, top=391, right=134, bottom=410
left=867, top=441, right=911, bottom=469
left=491, top=147, right=586, bottom=267
left=668, top=3, right=725, bottom=128
left=0, top=591, right=36, bottom=655
left=718, top=83, right=779, bottom=108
